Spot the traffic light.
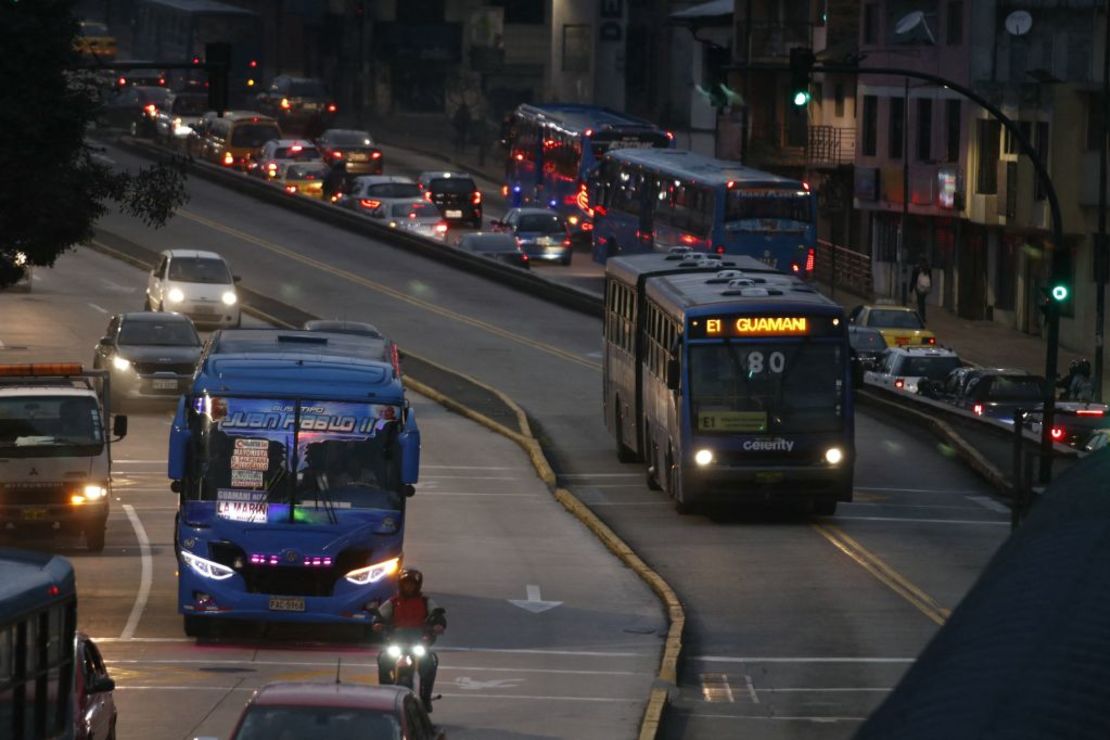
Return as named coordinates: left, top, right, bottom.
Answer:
left=1050, top=244, right=1073, bottom=304
left=206, top=42, right=231, bottom=114
left=789, top=47, right=815, bottom=107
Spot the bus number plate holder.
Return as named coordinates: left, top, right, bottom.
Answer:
left=268, top=597, right=306, bottom=612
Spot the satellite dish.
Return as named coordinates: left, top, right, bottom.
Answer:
left=895, top=11, right=936, bottom=44
left=1005, top=10, right=1033, bottom=36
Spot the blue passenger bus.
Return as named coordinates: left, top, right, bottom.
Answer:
left=167, top=328, right=420, bottom=637
left=604, top=249, right=852, bottom=514
left=502, top=104, right=673, bottom=241
left=0, top=549, right=77, bottom=740
left=589, top=149, right=817, bottom=274
left=131, top=0, right=263, bottom=100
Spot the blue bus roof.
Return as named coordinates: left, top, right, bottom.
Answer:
left=0, top=549, right=75, bottom=620
left=603, top=148, right=803, bottom=190
left=195, top=329, right=402, bottom=402
left=516, top=104, right=660, bottom=134
left=137, top=0, right=257, bottom=16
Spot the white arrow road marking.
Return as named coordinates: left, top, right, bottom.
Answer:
left=453, top=676, right=524, bottom=690
left=508, top=584, right=563, bottom=614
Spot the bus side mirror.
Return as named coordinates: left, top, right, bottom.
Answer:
left=666, top=358, right=680, bottom=391
left=112, top=415, right=128, bottom=439
left=168, top=397, right=191, bottom=481
left=399, top=407, right=420, bottom=485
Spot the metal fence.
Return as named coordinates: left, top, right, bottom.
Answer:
left=814, top=238, right=873, bottom=298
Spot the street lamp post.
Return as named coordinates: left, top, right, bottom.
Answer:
left=1095, top=10, right=1110, bottom=401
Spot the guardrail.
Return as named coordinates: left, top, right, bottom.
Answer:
left=814, top=238, right=873, bottom=298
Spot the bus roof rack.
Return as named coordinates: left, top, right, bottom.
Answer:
left=664, top=246, right=694, bottom=259
left=705, top=270, right=747, bottom=284
left=722, top=281, right=783, bottom=297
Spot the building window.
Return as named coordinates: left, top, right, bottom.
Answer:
left=562, top=24, right=591, bottom=73
left=946, top=1, right=963, bottom=46
left=889, top=97, right=905, bottom=159
left=862, top=95, right=878, bottom=156
left=916, top=98, right=932, bottom=161
left=835, top=83, right=845, bottom=118
left=976, top=118, right=1001, bottom=195
left=863, top=3, right=879, bottom=45
left=945, top=99, right=961, bottom=162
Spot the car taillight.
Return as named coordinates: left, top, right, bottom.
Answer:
left=973, top=403, right=984, bottom=416
left=924, top=337, right=936, bottom=345
left=158, top=77, right=166, bottom=86
left=326, top=103, right=337, bottom=113
left=715, top=245, right=726, bottom=255
left=284, top=185, right=297, bottom=194
left=1051, top=426, right=1065, bottom=441
left=371, top=151, right=382, bottom=159
left=424, top=191, right=433, bottom=202
left=331, top=151, right=344, bottom=159
left=1077, top=408, right=1105, bottom=416
left=280, top=97, right=291, bottom=109
left=791, top=262, right=801, bottom=273
left=144, top=103, right=157, bottom=116
left=222, top=152, right=234, bottom=166
left=563, top=239, right=571, bottom=247
left=435, top=222, right=448, bottom=234
left=472, top=191, right=482, bottom=205
left=359, top=199, right=381, bottom=209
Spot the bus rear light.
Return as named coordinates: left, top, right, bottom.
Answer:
left=805, top=248, right=815, bottom=273
left=1077, top=408, right=1105, bottom=416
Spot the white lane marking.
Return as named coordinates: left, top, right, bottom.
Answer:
left=845, top=502, right=986, bottom=511
left=967, top=495, right=1011, bottom=514
left=692, top=656, right=914, bottom=664
left=104, top=658, right=647, bottom=677
left=420, top=465, right=515, bottom=470
left=700, top=673, right=735, bottom=703
left=589, top=501, right=670, bottom=507
left=91, top=638, right=655, bottom=657
left=454, top=676, right=525, bottom=690
left=856, top=486, right=982, bottom=494
left=416, top=492, right=544, bottom=498
left=508, top=584, right=563, bottom=614
left=834, top=515, right=1007, bottom=526
left=744, top=675, right=759, bottom=704
left=98, top=278, right=137, bottom=294
left=120, top=504, right=153, bottom=640
left=561, top=473, right=643, bottom=478
left=87, top=302, right=109, bottom=314
left=114, top=687, right=641, bottom=703
left=757, top=687, right=892, bottom=693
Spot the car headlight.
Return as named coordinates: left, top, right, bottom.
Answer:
left=83, top=484, right=108, bottom=500
left=181, top=549, right=236, bottom=581
left=825, top=447, right=844, bottom=465
left=112, top=356, right=131, bottom=371
left=344, top=557, right=399, bottom=585
left=412, top=644, right=427, bottom=658
left=386, top=644, right=402, bottom=659
left=167, top=287, right=185, bottom=303
left=221, top=290, right=237, bottom=306
left=13, top=251, right=27, bottom=267
left=694, top=449, right=714, bottom=466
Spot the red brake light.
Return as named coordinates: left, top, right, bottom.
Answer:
left=280, top=98, right=291, bottom=109
left=158, top=77, right=166, bottom=86
left=666, top=130, right=674, bottom=140
left=563, top=239, right=571, bottom=246
left=117, top=76, right=126, bottom=86
left=48, top=584, right=61, bottom=597
left=805, top=247, right=815, bottom=273
left=326, top=103, right=337, bottom=113
left=423, top=191, right=433, bottom=202
left=1051, top=426, right=1065, bottom=440
left=249, top=59, right=258, bottom=68
left=290, top=144, right=303, bottom=152
left=585, top=128, right=593, bottom=137
left=222, top=152, right=234, bottom=166
left=284, top=185, right=297, bottom=194
left=192, top=56, right=201, bottom=65
left=472, top=191, right=482, bottom=205
left=791, top=263, right=801, bottom=273
left=514, top=153, right=524, bottom=161
left=802, top=181, right=811, bottom=191
left=144, top=103, right=157, bottom=115
left=435, top=222, right=449, bottom=234
left=894, top=378, right=905, bottom=389
left=359, top=199, right=381, bottom=209
left=1077, top=409, right=1105, bottom=416
left=973, top=403, right=984, bottom=416
left=371, top=151, right=382, bottom=159
left=331, top=151, right=344, bottom=159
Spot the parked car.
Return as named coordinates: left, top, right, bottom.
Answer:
left=225, top=683, right=443, bottom=740
left=75, top=633, right=117, bottom=740
left=864, top=346, right=962, bottom=395
left=1025, top=402, right=1110, bottom=449
left=145, top=249, right=241, bottom=329
left=848, top=304, right=937, bottom=347
left=492, top=208, right=573, bottom=265
left=848, top=326, right=886, bottom=386
left=256, top=75, right=336, bottom=136
left=93, top=311, right=202, bottom=407
left=456, top=232, right=530, bottom=269
left=416, top=171, right=482, bottom=227
left=316, top=129, right=383, bottom=175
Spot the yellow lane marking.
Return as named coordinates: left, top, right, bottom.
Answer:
left=812, top=523, right=951, bottom=626
left=177, top=209, right=601, bottom=371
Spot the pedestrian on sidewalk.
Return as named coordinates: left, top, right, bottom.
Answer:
left=452, top=102, right=472, bottom=154
left=911, top=255, right=933, bottom=323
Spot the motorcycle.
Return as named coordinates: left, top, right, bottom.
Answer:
left=372, top=607, right=446, bottom=708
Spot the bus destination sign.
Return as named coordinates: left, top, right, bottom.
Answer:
left=690, top=315, right=841, bottom=339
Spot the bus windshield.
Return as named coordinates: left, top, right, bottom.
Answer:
left=689, top=343, right=843, bottom=433
left=589, top=131, right=670, bottom=159
left=188, top=398, right=405, bottom=520
left=0, top=396, right=104, bottom=457
left=726, top=189, right=813, bottom=225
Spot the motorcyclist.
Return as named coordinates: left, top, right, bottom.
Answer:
left=373, top=568, right=446, bottom=711
left=1059, top=358, right=1094, bottom=401
left=322, top=158, right=351, bottom=202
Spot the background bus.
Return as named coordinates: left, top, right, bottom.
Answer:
left=502, top=104, right=673, bottom=242
left=0, top=549, right=76, bottom=740
left=589, top=149, right=817, bottom=275
left=131, top=0, right=263, bottom=101
left=603, top=250, right=852, bottom=514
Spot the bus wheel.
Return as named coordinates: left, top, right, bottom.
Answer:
left=645, top=437, right=662, bottom=490
left=668, top=451, right=694, bottom=514
left=614, top=406, right=639, bottom=463
left=85, top=526, right=106, bottom=553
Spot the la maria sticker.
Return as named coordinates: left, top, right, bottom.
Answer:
left=216, top=489, right=268, bottom=523
left=231, top=469, right=264, bottom=488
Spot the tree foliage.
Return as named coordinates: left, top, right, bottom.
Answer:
left=0, top=0, right=188, bottom=287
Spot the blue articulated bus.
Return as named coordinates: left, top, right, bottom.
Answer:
left=589, top=149, right=817, bottom=274
left=167, top=328, right=420, bottom=637
left=603, top=249, right=852, bottom=514
left=0, top=549, right=77, bottom=740
left=502, top=104, right=673, bottom=241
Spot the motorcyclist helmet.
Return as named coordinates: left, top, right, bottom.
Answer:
left=399, top=568, right=423, bottom=591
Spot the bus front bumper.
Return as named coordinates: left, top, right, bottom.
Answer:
left=685, top=465, right=853, bottom=504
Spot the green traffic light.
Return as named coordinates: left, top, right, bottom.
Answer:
left=792, top=90, right=811, bottom=107
left=1051, top=285, right=1069, bottom=301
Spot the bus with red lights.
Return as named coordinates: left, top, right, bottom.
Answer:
left=0, top=549, right=77, bottom=740
left=603, top=251, right=852, bottom=515
left=501, top=104, right=673, bottom=243
left=131, top=0, right=263, bottom=101
left=588, top=149, right=817, bottom=273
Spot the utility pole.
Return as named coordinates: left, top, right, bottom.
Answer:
left=1095, top=9, right=1110, bottom=401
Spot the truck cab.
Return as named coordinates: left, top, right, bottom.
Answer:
left=0, top=364, right=128, bottom=551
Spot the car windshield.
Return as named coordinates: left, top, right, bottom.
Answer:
left=119, top=319, right=199, bottom=346
left=517, top=214, right=564, bottom=233
left=429, top=177, right=476, bottom=194
left=986, top=376, right=1045, bottom=401
left=288, top=80, right=327, bottom=97
left=328, top=131, right=374, bottom=146
left=467, top=236, right=517, bottom=252
left=171, top=95, right=207, bottom=115
left=868, top=310, right=924, bottom=329
left=0, top=396, right=103, bottom=457
left=365, top=183, right=420, bottom=198
left=187, top=398, right=406, bottom=521
left=168, top=257, right=232, bottom=284
left=850, top=330, right=886, bottom=351
left=230, top=124, right=281, bottom=148
left=232, top=705, right=402, bottom=740
left=689, top=342, right=844, bottom=434
left=393, top=202, right=438, bottom=218
left=286, top=164, right=328, bottom=180
left=275, top=146, right=320, bottom=160
left=901, top=356, right=962, bottom=380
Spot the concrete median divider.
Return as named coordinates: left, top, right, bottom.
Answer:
left=86, top=229, right=683, bottom=740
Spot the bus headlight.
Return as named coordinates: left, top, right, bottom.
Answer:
left=181, top=550, right=236, bottom=581
left=344, top=557, right=400, bottom=585
left=824, top=447, right=844, bottom=465
left=694, top=449, right=714, bottom=466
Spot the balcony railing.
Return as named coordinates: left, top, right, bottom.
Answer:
left=814, top=239, right=874, bottom=298
left=808, top=125, right=856, bottom=166
left=734, top=21, right=814, bottom=61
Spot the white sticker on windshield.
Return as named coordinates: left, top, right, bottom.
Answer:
left=216, top=489, right=268, bottom=523
left=231, top=438, right=270, bottom=471
left=231, top=469, right=264, bottom=489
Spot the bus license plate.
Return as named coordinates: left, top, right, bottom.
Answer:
left=152, top=379, right=177, bottom=390
left=22, top=507, right=47, bottom=520
left=755, top=472, right=784, bottom=484
left=268, top=597, right=305, bottom=612
left=446, top=210, right=462, bottom=218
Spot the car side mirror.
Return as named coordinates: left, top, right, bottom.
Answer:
left=112, top=414, right=128, bottom=439
left=89, top=675, right=116, bottom=694
left=666, top=357, right=680, bottom=391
